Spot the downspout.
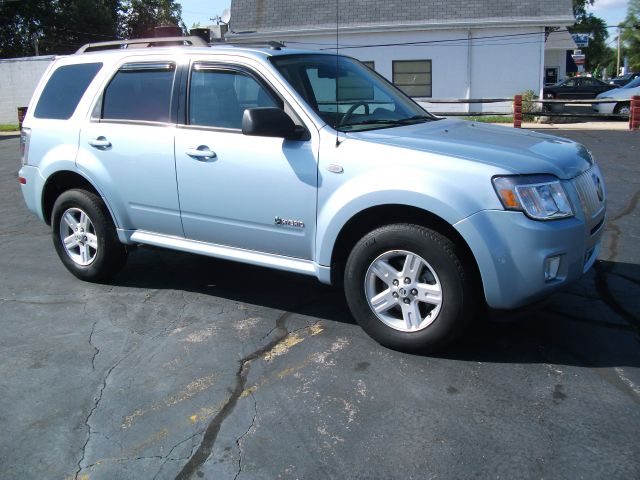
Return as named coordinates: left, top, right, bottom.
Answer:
left=539, top=27, right=546, bottom=101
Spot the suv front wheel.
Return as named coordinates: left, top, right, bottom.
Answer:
left=344, top=224, right=475, bottom=352
left=51, top=189, right=127, bottom=282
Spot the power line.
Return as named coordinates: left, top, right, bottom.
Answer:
left=280, top=24, right=639, bottom=51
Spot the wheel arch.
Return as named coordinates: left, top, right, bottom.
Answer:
left=328, top=204, right=483, bottom=296
left=42, top=170, right=118, bottom=227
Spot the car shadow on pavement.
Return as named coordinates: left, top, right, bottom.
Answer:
left=113, top=247, right=640, bottom=369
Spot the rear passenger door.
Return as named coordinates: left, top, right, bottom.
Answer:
left=76, top=60, right=183, bottom=236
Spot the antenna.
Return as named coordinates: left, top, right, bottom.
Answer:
left=335, top=0, right=340, bottom=147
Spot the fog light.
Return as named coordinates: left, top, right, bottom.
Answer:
left=544, top=255, right=561, bottom=281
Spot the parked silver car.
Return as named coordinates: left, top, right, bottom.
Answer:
left=18, top=38, right=606, bottom=352
left=594, top=76, right=640, bottom=116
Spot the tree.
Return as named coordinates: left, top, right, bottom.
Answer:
left=570, top=13, right=614, bottom=74
left=568, top=0, right=618, bottom=76
left=0, top=0, right=119, bottom=58
left=621, top=0, right=640, bottom=71
left=572, top=0, right=594, bottom=19
left=118, top=0, right=185, bottom=39
left=0, top=0, right=186, bottom=58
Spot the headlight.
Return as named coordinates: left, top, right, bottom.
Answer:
left=492, top=175, right=574, bottom=220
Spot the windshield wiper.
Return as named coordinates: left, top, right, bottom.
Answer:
left=341, top=115, right=435, bottom=129
left=341, top=119, right=404, bottom=127
left=398, top=115, right=436, bottom=124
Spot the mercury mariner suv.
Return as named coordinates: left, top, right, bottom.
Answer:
left=18, top=37, right=607, bottom=352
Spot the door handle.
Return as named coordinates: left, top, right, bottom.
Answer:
left=88, top=136, right=112, bottom=150
left=186, top=146, right=217, bottom=160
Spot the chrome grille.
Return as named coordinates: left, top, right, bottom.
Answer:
left=574, top=168, right=605, bottom=219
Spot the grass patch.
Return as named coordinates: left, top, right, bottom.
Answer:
left=0, top=123, right=19, bottom=132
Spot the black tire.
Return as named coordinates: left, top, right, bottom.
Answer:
left=51, top=189, right=127, bottom=282
left=614, top=102, right=630, bottom=118
left=344, top=224, right=476, bottom=353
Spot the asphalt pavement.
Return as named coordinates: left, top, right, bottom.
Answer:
left=0, top=128, right=639, bottom=480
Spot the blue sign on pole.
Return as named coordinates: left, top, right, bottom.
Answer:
left=572, top=34, right=590, bottom=48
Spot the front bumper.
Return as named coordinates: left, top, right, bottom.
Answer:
left=593, top=102, right=615, bottom=115
left=455, top=207, right=604, bottom=310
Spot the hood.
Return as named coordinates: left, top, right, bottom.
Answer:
left=597, top=86, right=639, bottom=99
left=348, top=119, right=593, bottom=179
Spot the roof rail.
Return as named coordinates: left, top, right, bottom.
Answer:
left=76, top=36, right=208, bottom=54
left=222, top=41, right=286, bottom=50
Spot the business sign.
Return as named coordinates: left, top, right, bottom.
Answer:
left=572, top=49, right=586, bottom=66
left=572, top=34, right=590, bottom=48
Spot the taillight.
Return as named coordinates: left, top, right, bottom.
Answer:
left=20, top=128, right=31, bottom=165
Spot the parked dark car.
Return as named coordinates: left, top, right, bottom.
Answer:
left=543, top=76, right=614, bottom=99
left=609, top=72, right=640, bottom=87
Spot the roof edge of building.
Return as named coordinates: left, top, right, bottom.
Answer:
left=228, top=16, right=575, bottom=39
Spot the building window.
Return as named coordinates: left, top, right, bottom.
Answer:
left=361, top=61, right=375, bottom=71
left=392, top=60, right=432, bottom=98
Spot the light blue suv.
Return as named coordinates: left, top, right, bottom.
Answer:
left=18, top=38, right=606, bottom=352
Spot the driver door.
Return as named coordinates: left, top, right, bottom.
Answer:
left=174, top=62, right=318, bottom=260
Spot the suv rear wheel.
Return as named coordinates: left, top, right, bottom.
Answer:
left=344, top=224, right=475, bottom=352
left=51, top=189, right=127, bottom=282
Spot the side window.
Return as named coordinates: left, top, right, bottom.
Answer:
left=564, top=79, right=577, bottom=87
left=34, top=63, right=102, bottom=120
left=102, top=63, right=175, bottom=123
left=189, top=67, right=281, bottom=129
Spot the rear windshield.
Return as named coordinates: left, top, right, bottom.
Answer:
left=34, top=63, right=102, bottom=120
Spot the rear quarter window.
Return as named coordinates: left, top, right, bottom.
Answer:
left=34, top=63, right=103, bottom=120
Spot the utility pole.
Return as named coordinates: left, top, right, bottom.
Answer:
left=617, top=26, right=621, bottom=76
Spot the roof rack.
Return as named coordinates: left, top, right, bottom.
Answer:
left=222, top=41, right=286, bottom=51
left=76, top=36, right=208, bottom=54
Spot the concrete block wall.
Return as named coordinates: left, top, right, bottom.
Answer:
left=0, top=56, right=55, bottom=124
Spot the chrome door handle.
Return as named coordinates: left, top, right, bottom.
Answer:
left=88, top=137, right=111, bottom=149
left=186, top=146, right=217, bottom=160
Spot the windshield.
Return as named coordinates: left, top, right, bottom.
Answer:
left=270, top=54, right=437, bottom=131
left=622, top=77, right=640, bottom=89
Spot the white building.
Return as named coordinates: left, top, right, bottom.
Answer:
left=0, top=56, right=54, bottom=124
left=228, top=0, right=576, bottom=113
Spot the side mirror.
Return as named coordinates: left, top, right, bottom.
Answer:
left=242, top=108, right=306, bottom=140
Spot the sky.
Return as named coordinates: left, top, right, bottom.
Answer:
left=177, top=0, right=231, bottom=29
left=177, top=0, right=632, bottom=32
left=590, top=0, right=630, bottom=27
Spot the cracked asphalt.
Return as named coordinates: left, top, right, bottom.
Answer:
left=1, top=128, right=639, bottom=480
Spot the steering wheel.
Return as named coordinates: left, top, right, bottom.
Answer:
left=340, top=101, right=371, bottom=126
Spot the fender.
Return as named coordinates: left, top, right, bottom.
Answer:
left=315, top=164, right=501, bottom=267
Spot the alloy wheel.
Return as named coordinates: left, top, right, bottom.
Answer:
left=364, top=250, right=443, bottom=332
left=59, top=207, right=99, bottom=266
